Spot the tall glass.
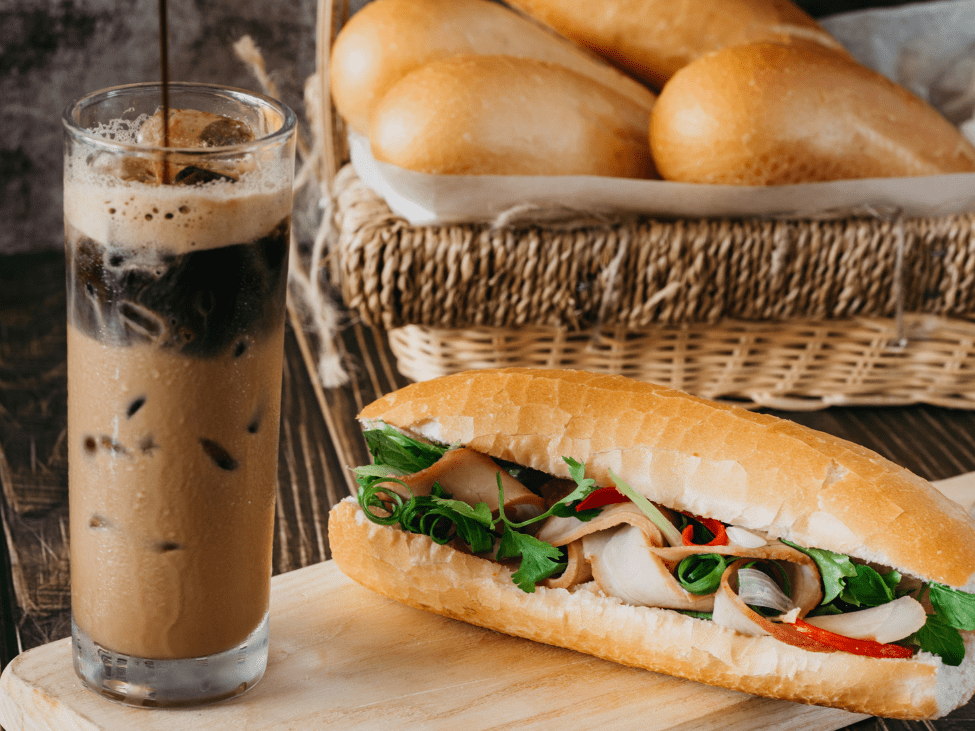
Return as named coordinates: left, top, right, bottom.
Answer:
left=63, top=83, right=296, bottom=707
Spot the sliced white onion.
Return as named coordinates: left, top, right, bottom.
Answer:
left=736, top=568, right=796, bottom=614
left=804, top=596, right=927, bottom=644
left=725, top=526, right=767, bottom=548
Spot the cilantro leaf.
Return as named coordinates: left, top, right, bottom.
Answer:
left=496, top=525, right=566, bottom=593
left=540, top=458, right=602, bottom=521
left=353, top=463, right=406, bottom=493
left=782, top=540, right=858, bottom=604
left=560, top=457, right=599, bottom=504
left=429, top=495, right=494, bottom=527
left=428, top=495, right=496, bottom=553
left=358, top=437, right=598, bottom=593
left=486, top=460, right=603, bottom=591
left=883, top=569, right=903, bottom=595
left=363, top=425, right=448, bottom=475
left=550, top=501, right=602, bottom=522
left=353, top=462, right=404, bottom=480
left=914, top=612, right=967, bottom=666
left=450, top=514, right=496, bottom=554
left=783, top=541, right=910, bottom=614
left=840, top=564, right=896, bottom=608
left=929, top=583, right=975, bottom=631
left=501, top=457, right=601, bottom=531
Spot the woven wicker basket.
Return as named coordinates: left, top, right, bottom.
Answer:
left=314, top=0, right=975, bottom=409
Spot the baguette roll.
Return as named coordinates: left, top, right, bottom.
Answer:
left=650, top=41, right=975, bottom=185
left=329, top=0, right=656, bottom=135
left=330, top=368, right=975, bottom=718
left=369, top=55, right=657, bottom=179
left=503, top=0, right=846, bottom=90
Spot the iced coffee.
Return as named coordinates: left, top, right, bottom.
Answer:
left=63, top=83, right=295, bottom=706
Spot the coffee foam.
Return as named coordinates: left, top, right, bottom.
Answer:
left=64, top=174, right=291, bottom=254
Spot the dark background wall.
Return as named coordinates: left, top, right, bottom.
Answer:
left=0, top=0, right=937, bottom=256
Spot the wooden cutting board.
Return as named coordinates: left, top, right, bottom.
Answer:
left=0, top=559, right=867, bottom=731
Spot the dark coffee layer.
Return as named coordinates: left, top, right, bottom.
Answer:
left=66, top=219, right=289, bottom=357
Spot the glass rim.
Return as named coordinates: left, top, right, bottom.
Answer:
left=62, top=81, right=297, bottom=155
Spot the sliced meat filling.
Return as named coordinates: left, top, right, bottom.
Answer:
left=713, top=558, right=839, bottom=651
left=544, top=540, right=593, bottom=590
left=536, top=504, right=822, bottom=614
left=381, top=461, right=823, bottom=621
left=713, top=560, right=925, bottom=656
left=375, top=447, right=546, bottom=522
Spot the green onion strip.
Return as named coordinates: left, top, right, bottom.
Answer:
left=677, top=554, right=729, bottom=595
left=609, top=470, right=685, bottom=546
left=358, top=480, right=408, bottom=526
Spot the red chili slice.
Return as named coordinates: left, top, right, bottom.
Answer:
left=681, top=514, right=729, bottom=546
left=791, top=619, right=914, bottom=660
left=576, top=486, right=629, bottom=512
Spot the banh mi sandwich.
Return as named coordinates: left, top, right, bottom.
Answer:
left=328, top=368, right=975, bottom=719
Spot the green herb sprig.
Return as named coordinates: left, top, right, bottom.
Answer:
left=913, top=583, right=975, bottom=666
left=355, top=426, right=604, bottom=592
left=783, top=538, right=975, bottom=665
left=782, top=540, right=901, bottom=611
left=362, top=426, right=449, bottom=475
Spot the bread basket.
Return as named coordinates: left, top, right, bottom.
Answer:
left=312, top=0, right=975, bottom=410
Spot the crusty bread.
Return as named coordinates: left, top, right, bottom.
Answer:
left=329, top=499, right=975, bottom=719
left=503, top=0, right=846, bottom=90
left=339, top=367, right=975, bottom=717
left=650, top=41, right=975, bottom=185
left=369, top=56, right=657, bottom=178
left=329, top=0, right=656, bottom=136
left=358, top=368, right=975, bottom=591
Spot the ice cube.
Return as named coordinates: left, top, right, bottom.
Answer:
left=138, top=109, right=256, bottom=149
left=118, top=300, right=165, bottom=342
left=137, top=109, right=256, bottom=184
left=199, top=118, right=255, bottom=147
left=119, top=157, right=160, bottom=184
left=88, top=150, right=160, bottom=184
left=173, top=165, right=236, bottom=186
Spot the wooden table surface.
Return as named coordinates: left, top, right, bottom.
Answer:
left=2, top=250, right=975, bottom=730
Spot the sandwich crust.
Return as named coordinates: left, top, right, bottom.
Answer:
left=358, top=368, right=975, bottom=591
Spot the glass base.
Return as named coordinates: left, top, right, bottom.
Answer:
left=72, top=613, right=269, bottom=708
